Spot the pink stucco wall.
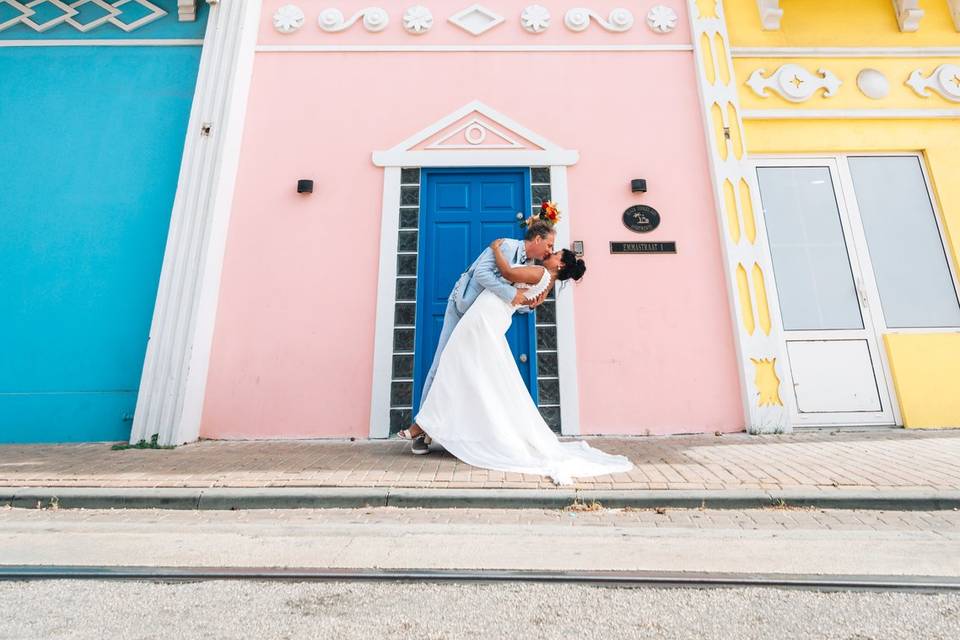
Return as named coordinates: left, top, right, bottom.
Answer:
left=200, top=1, right=745, bottom=438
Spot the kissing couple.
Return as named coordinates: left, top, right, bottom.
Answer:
left=397, top=204, right=633, bottom=486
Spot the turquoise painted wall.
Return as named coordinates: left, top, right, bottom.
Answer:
left=0, top=1, right=208, bottom=443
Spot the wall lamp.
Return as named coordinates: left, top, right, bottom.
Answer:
left=631, top=179, right=647, bottom=193
left=297, top=179, right=314, bottom=194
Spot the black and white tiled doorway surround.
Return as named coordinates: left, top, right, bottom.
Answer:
left=387, top=167, right=563, bottom=434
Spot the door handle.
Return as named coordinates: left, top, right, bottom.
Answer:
left=519, top=353, right=528, bottom=363
left=516, top=212, right=524, bottom=220
left=854, top=278, right=869, bottom=307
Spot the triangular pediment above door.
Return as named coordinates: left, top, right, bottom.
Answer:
left=372, top=100, right=579, bottom=167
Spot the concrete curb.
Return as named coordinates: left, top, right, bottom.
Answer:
left=4, top=487, right=960, bottom=511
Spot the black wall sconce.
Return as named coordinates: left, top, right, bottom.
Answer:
left=631, top=179, right=647, bottom=193
left=297, top=179, right=314, bottom=194
left=572, top=240, right=584, bottom=257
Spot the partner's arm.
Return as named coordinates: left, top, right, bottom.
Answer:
left=490, top=239, right=545, bottom=285
left=473, top=247, right=526, bottom=306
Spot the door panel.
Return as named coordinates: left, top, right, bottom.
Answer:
left=846, top=156, right=960, bottom=328
left=755, top=160, right=893, bottom=425
left=786, top=340, right=882, bottom=413
left=413, top=169, right=537, bottom=415
left=758, top=166, right=863, bottom=331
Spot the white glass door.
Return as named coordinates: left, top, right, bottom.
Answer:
left=755, top=159, right=894, bottom=426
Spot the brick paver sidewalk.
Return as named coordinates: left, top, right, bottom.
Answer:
left=2, top=429, right=958, bottom=492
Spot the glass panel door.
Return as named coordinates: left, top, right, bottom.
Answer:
left=757, top=166, right=863, bottom=331
left=846, top=156, right=960, bottom=328
left=755, top=159, right=894, bottom=426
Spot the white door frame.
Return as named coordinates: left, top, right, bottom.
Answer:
left=751, top=155, right=897, bottom=427
left=368, top=101, right=582, bottom=438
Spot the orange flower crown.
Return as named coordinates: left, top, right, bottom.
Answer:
left=520, top=200, right=561, bottom=229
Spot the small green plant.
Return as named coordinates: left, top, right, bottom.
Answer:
left=111, top=434, right=176, bottom=451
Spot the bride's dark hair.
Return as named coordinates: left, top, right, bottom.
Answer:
left=556, top=249, right=586, bottom=282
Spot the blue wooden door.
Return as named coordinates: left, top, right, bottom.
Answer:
left=0, top=3, right=207, bottom=443
left=413, top=168, right=538, bottom=414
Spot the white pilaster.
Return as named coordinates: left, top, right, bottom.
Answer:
left=688, top=0, right=792, bottom=434
left=130, top=0, right=262, bottom=445
left=550, top=165, right=582, bottom=437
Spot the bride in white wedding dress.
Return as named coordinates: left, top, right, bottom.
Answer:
left=414, top=239, right=634, bottom=485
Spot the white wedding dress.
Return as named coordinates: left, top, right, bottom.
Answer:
left=415, top=267, right=634, bottom=485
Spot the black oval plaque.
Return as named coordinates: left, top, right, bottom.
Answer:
left=622, top=205, right=661, bottom=234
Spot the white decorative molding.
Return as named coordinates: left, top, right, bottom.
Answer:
left=0, top=0, right=176, bottom=32
left=177, top=0, right=195, bottom=21
left=257, top=43, right=693, bottom=52
left=370, top=102, right=581, bottom=437
left=318, top=6, right=388, bottom=32
left=732, top=46, right=960, bottom=58
left=857, top=69, right=890, bottom=100
left=906, top=64, right=960, bottom=102
left=0, top=0, right=32, bottom=32
left=743, top=108, right=960, bottom=119
left=564, top=7, right=633, bottom=33
left=756, top=0, right=782, bottom=30
left=448, top=4, right=503, bottom=36
left=372, top=99, right=579, bottom=167
left=130, top=0, right=261, bottom=446
left=20, top=0, right=77, bottom=32
left=520, top=4, right=550, bottom=33
left=425, top=117, right=523, bottom=149
left=0, top=37, right=202, bottom=44
left=950, top=0, right=960, bottom=31
left=746, top=64, right=842, bottom=102
left=402, top=5, right=432, bottom=34
left=646, top=5, right=677, bottom=33
left=108, top=0, right=166, bottom=31
left=65, top=0, right=120, bottom=32
left=272, top=4, right=304, bottom=34
left=892, top=0, right=923, bottom=32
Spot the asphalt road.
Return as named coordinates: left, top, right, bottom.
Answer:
left=1, top=579, right=958, bottom=640
left=2, top=506, right=958, bottom=638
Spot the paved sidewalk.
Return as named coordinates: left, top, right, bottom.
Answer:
left=1, top=429, right=958, bottom=495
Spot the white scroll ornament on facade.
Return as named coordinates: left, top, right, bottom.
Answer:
left=318, top=6, right=389, bottom=32
left=906, top=64, right=960, bottom=102
left=746, top=64, right=842, bottom=102
left=564, top=7, right=634, bottom=32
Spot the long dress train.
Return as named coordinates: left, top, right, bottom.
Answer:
left=415, top=268, right=633, bottom=485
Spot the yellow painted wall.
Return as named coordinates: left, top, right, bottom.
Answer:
left=884, top=334, right=960, bottom=428
left=726, top=0, right=960, bottom=47
left=723, top=1, right=960, bottom=428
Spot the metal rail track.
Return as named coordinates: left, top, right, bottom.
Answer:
left=2, top=567, right=958, bottom=593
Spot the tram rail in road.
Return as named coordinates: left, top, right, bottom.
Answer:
left=2, top=567, right=958, bottom=594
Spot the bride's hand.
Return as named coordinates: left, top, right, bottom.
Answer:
left=527, top=289, right=549, bottom=308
